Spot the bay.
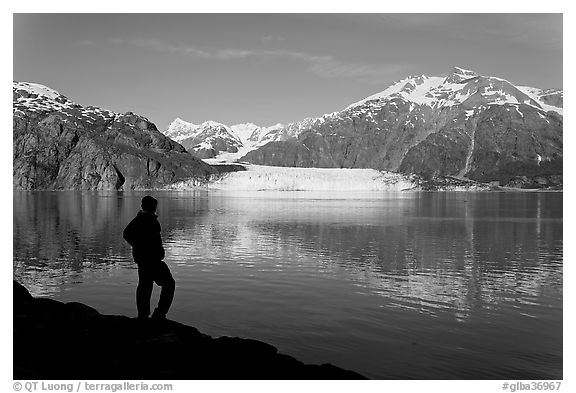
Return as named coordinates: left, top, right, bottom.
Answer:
left=13, top=191, right=563, bottom=379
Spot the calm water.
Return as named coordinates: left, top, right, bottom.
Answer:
left=13, top=191, right=563, bottom=379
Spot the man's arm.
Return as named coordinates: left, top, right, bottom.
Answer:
left=157, top=221, right=165, bottom=260
left=123, top=219, right=137, bottom=247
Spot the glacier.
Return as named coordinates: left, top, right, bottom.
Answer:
left=165, top=164, right=493, bottom=192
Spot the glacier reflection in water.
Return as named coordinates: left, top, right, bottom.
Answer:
left=13, top=190, right=562, bottom=379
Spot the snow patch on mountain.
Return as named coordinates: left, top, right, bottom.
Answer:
left=230, top=123, right=261, bottom=144
left=517, top=86, right=563, bottom=115
left=14, top=82, right=65, bottom=101
left=164, top=117, right=300, bottom=160
left=13, top=81, right=120, bottom=122
left=444, top=67, right=479, bottom=83
left=164, top=118, right=229, bottom=142
left=344, top=67, right=561, bottom=115
left=346, top=75, right=444, bottom=109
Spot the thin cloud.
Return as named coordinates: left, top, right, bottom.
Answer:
left=113, top=38, right=408, bottom=83
left=123, top=38, right=256, bottom=60
left=261, top=50, right=404, bottom=82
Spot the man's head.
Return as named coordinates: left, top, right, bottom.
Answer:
left=141, top=195, right=158, bottom=213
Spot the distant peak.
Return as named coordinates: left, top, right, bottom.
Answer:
left=230, top=123, right=261, bottom=132
left=14, top=81, right=66, bottom=100
left=445, top=67, right=479, bottom=83
left=452, top=66, right=477, bottom=74
left=172, top=117, right=190, bottom=124
left=202, top=120, right=228, bottom=128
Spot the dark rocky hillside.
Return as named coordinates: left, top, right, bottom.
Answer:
left=13, top=82, right=216, bottom=190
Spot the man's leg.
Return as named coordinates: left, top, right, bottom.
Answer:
left=136, top=266, right=154, bottom=319
left=152, top=261, right=175, bottom=319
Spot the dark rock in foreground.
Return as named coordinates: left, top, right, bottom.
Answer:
left=13, top=281, right=365, bottom=380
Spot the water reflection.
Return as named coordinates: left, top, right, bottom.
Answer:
left=12, top=191, right=213, bottom=295
left=13, top=190, right=562, bottom=378
left=234, top=192, right=562, bottom=322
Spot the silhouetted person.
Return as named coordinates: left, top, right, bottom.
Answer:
left=123, top=196, right=175, bottom=320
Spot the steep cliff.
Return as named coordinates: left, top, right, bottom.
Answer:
left=13, top=82, right=216, bottom=190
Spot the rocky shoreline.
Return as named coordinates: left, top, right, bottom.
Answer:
left=13, top=281, right=365, bottom=380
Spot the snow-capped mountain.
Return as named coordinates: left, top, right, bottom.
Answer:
left=230, top=123, right=262, bottom=144
left=13, top=81, right=214, bottom=190
left=164, top=119, right=242, bottom=159
left=13, top=65, right=563, bottom=190
left=344, top=67, right=561, bottom=114
left=164, top=118, right=295, bottom=160
left=241, top=66, right=562, bottom=188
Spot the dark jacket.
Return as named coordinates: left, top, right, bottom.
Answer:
left=123, top=210, right=165, bottom=264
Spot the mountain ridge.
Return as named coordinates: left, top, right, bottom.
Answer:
left=13, top=81, right=216, bottom=190
left=163, top=66, right=562, bottom=188
left=168, top=66, right=561, bottom=188
left=164, top=118, right=295, bottom=161
left=13, top=64, right=563, bottom=190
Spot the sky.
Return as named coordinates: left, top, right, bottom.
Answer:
left=13, top=13, right=563, bottom=131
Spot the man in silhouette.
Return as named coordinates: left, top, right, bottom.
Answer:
left=123, top=195, right=175, bottom=320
